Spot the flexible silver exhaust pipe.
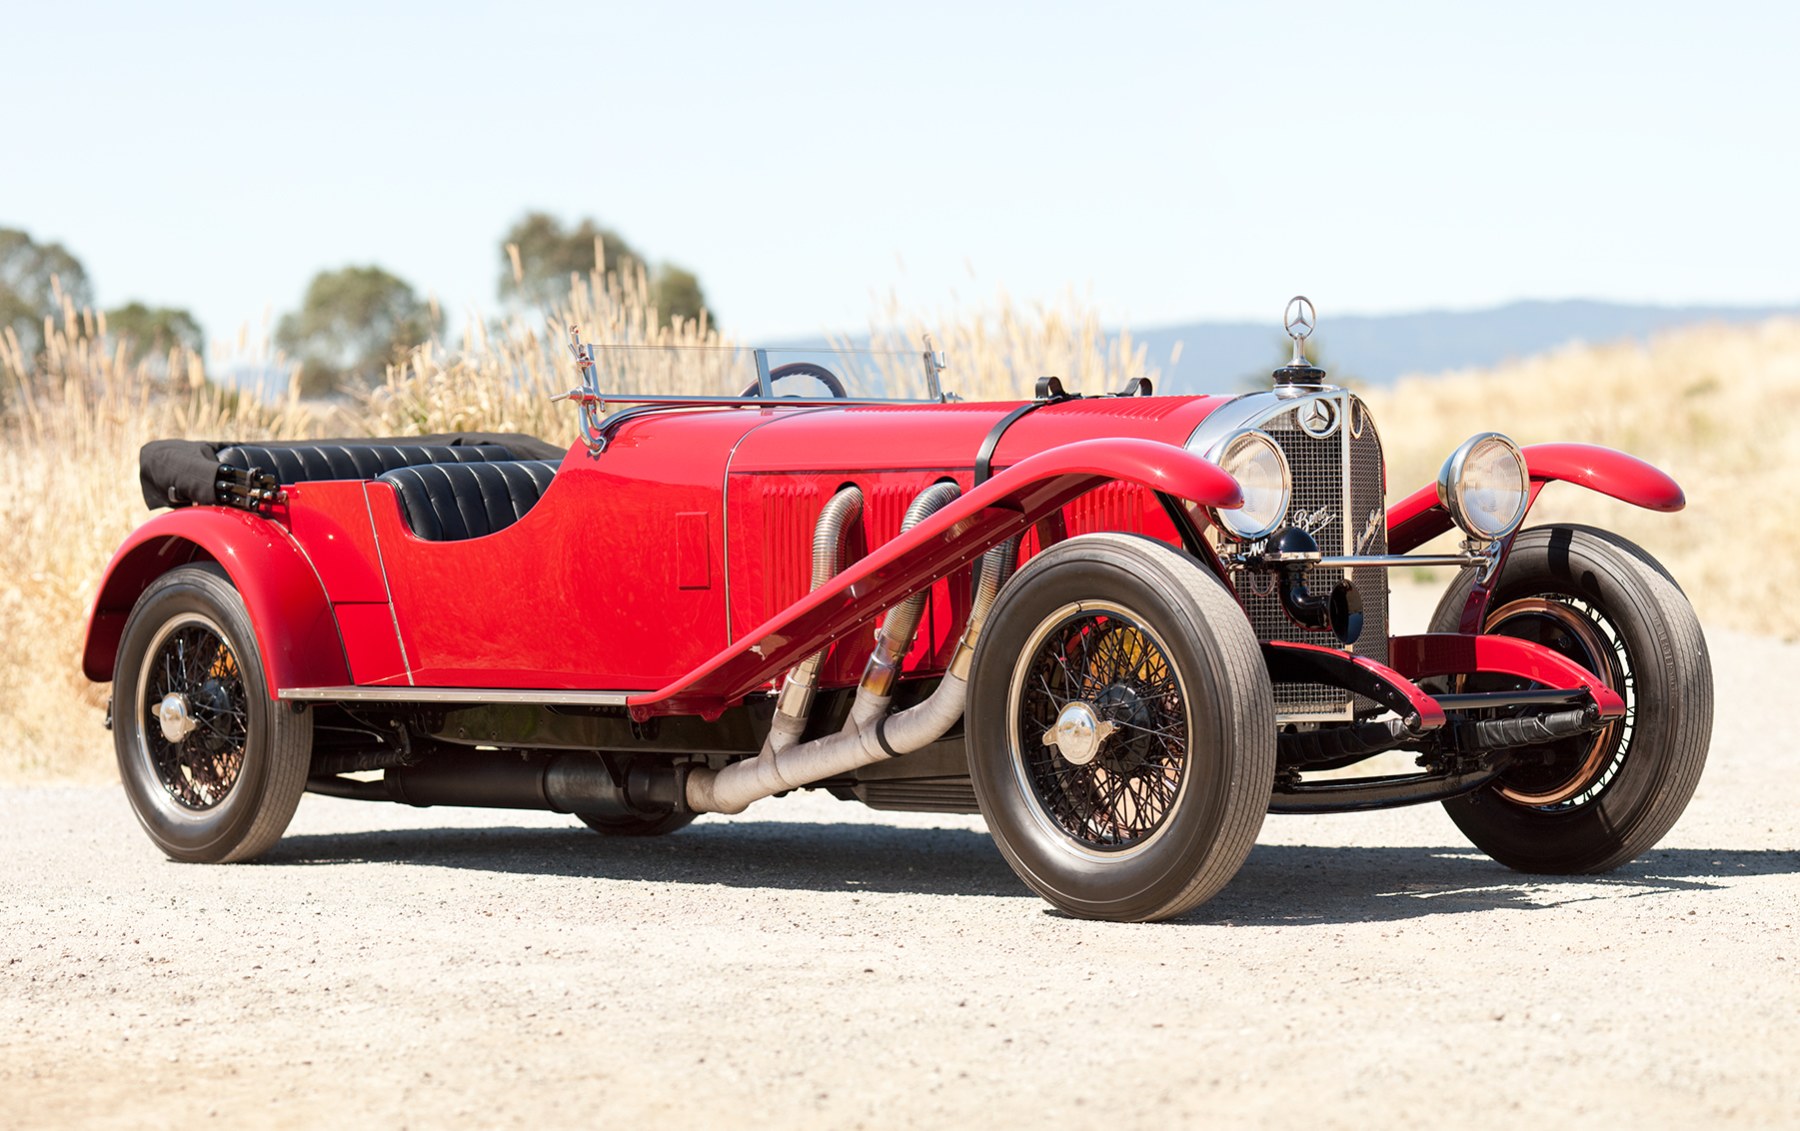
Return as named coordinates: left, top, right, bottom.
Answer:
left=687, top=534, right=1019, bottom=815
left=760, top=486, right=864, bottom=757
left=765, top=481, right=961, bottom=758
left=840, top=482, right=963, bottom=732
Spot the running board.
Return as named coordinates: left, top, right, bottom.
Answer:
left=277, top=686, right=633, bottom=707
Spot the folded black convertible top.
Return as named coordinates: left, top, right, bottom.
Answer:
left=138, top=432, right=566, bottom=510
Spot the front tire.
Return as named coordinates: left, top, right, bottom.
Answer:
left=1431, top=525, right=1712, bottom=873
left=967, top=534, right=1276, bottom=922
left=113, top=564, right=313, bottom=863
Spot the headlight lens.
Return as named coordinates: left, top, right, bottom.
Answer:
left=1212, top=430, right=1291, bottom=540
left=1437, top=432, right=1529, bottom=540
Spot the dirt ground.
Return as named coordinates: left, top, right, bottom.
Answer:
left=2, top=589, right=1795, bottom=1130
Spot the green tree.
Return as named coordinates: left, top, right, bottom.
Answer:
left=1, top=227, right=94, bottom=354
left=276, top=265, right=439, bottom=396
left=650, top=263, right=709, bottom=327
left=499, top=211, right=643, bottom=310
left=107, top=302, right=204, bottom=361
left=496, top=211, right=715, bottom=328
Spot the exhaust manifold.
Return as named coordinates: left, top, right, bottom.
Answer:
left=686, top=481, right=1017, bottom=815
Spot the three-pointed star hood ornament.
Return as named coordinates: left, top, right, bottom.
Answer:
left=1273, top=294, right=1327, bottom=388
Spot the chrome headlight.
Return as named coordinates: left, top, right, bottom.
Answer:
left=1211, top=430, right=1291, bottom=541
left=1437, top=432, right=1529, bottom=540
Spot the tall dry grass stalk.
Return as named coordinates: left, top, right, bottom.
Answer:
left=358, top=260, right=731, bottom=437
left=1364, top=317, right=1799, bottom=640
left=861, top=287, right=1165, bottom=401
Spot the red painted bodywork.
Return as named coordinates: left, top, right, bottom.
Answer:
left=637, top=436, right=1243, bottom=716
left=360, top=411, right=761, bottom=689
left=1388, top=442, right=1686, bottom=554
left=1389, top=633, right=1626, bottom=718
left=81, top=507, right=349, bottom=696
left=82, top=395, right=1679, bottom=725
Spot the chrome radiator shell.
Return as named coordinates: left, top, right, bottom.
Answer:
left=1188, top=388, right=1390, bottom=721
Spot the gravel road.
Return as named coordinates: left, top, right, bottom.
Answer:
left=2, top=591, right=1796, bottom=1129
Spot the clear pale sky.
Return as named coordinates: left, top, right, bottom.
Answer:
left=3, top=0, right=1795, bottom=344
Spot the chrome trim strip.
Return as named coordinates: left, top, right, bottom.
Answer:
left=1339, top=389, right=1353, bottom=559
left=1185, top=385, right=1346, bottom=457
left=277, top=686, right=634, bottom=706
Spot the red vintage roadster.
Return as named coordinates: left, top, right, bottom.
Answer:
left=85, top=299, right=1711, bottom=921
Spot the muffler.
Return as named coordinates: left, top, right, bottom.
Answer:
left=327, top=751, right=684, bottom=819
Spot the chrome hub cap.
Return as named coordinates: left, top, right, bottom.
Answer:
left=1042, top=701, right=1116, bottom=766
left=157, top=693, right=198, bottom=743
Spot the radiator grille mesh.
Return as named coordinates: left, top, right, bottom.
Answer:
left=1228, top=393, right=1389, bottom=719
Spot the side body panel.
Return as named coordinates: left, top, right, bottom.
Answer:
left=282, top=479, right=407, bottom=683
left=369, top=412, right=768, bottom=688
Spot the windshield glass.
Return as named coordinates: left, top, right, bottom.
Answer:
left=581, top=344, right=945, bottom=403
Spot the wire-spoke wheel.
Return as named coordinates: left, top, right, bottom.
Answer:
left=1431, top=525, right=1711, bottom=873
left=1011, top=602, right=1190, bottom=855
left=968, top=534, right=1275, bottom=922
left=114, top=564, right=312, bottom=863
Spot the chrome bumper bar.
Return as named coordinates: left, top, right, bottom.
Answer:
left=1222, top=551, right=1490, bottom=570
left=1318, top=552, right=1485, bottom=569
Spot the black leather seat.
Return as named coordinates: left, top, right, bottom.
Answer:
left=217, top=442, right=526, bottom=484
left=376, top=460, right=560, bottom=541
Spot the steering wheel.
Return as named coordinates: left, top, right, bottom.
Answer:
left=739, top=361, right=850, bottom=399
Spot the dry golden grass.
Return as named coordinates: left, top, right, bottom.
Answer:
left=1364, top=317, right=1798, bottom=640
left=1, top=292, right=320, bottom=782
left=858, top=287, right=1164, bottom=400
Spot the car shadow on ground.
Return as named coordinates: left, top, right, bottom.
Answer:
left=266, top=820, right=1798, bottom=926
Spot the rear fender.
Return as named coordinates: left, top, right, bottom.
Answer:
left=1388, top=442, right=1685, bottom=554
left=82, top=507, right=348, bottom=696
left=631, top=437, right=1242, bottom=717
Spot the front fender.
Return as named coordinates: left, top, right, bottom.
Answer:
left=1389, top=442, right=1684, bottom=553
left=632, top=437, right=1242, bottom=717
left=82, top=507, right=349, bottom=696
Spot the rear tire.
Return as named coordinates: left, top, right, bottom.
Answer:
left=967, top=534, right=1276, bottom=922
left=1431, top=525, right=1711, bottom=873
left=113, top=564, right=313, bottom=863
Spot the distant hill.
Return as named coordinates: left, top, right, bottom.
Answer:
left=1131, top=299, right=1797, bottom=394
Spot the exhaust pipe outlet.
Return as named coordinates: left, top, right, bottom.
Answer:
left=689, top=534, right=1020, bottom=815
